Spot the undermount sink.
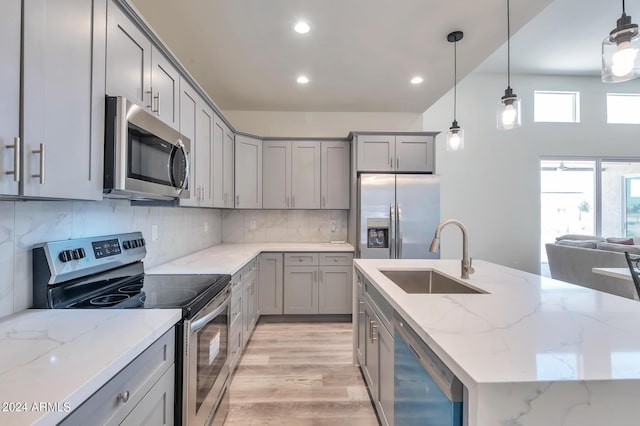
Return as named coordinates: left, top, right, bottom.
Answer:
left=380, top=270, right=486, bottom=294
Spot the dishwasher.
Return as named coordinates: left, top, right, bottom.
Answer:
left=393, top=313, right=465, bottom=426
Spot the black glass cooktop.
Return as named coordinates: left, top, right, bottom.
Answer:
left=48, top=262, right=230, bottom=319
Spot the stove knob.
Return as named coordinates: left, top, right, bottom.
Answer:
left=138, top=238, right=145, bottom=247
left=123, top=241, right=130, bottom=250
left=72, top=249, right=81, bottom=260
left=78, top=248, right=86, bottom=259
left=132, top=240, right=139, bottom=248
left=58, top=251, right=69, bottom=262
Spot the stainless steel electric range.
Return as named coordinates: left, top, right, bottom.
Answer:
left=32, top=231, right=231, bottom=426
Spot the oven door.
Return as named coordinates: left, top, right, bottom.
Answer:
left=184, top=288, right=230, bottom=425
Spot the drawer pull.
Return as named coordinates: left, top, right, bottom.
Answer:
left=117, top=390, right=130, bottom=404
left=334, top=257, right=338, bottom=262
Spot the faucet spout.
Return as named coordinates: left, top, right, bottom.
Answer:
left=429, top=219, right=474, bottom=279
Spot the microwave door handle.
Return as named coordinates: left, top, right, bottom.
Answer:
left=168, top=140, right=190, bottom=195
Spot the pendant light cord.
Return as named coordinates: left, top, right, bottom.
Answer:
left=507, top=0, right=511, bottom=89
left=454, top=40, right=457, bottom=121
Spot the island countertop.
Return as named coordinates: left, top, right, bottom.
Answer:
left=0, top=309, right=181, bottom=426
left=355, top=258, right=640, bottom=425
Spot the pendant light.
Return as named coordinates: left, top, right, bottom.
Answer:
left=446, top=31, right=464, bottom=151
left=497, top=0, right=521, bottom=130
left=602, top=0, right=640, bottom=82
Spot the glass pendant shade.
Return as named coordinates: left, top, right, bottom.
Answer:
left=602, top=13, right=640, bottom=82
left=497, top=88, right=521, bottom=130
left=446, top=121, right=464, bottom=151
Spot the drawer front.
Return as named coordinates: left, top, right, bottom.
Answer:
left=230, top=293, right=242, bottom=328
left=61, top=329, right=175, bottom=426
left=364, top=280, right=394, bottom=334
left=229, top=323, right=243, bottom=372
left=319, top=252, right=353, bottom=266
left=284, top=252, right=319, bottom=266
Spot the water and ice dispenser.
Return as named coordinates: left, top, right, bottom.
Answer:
left=367, top=218, right=389, bottom=249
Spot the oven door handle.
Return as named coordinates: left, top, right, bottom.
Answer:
left=190, top=297, right=229, bottom=333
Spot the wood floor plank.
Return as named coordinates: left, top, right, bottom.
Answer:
left=224, top=322, right=378, bottom=425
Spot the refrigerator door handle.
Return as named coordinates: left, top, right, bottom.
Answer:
left=390, top=203, right=395, bottom=259
left=397, top=203, right=403, bottom=259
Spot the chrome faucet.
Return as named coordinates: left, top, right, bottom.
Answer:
left=429, top=219, right=475, bottom=279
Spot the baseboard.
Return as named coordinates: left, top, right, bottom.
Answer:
left=258, top=314, right=352, bottom=323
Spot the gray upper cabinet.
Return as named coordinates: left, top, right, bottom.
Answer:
left=258, top=253, right=283, bottom=315
left=291, top=141, right=321, bottom=209
left=235, top=135, right=262, bottom=209
left=106, top=0, right=151, bottom=108
left=262, top=140, right=291, bottom=209
left=321, top=141, right=350, bottom=209
left=395, top=135, right=434, bottom=172
left=107, top=1, right=179, bottom=130
left=357, top=134, right=435, bottom=173
left=150, top=46, right=180, bottom=130
left=21, top=0, right=103, bottom=200
left=0, top=0, right=21, bottom=196
left=213, top=115, right=234, bottom=208
left=179, top=79, right=213, bottom=208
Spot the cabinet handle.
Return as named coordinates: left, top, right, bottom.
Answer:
left=146, top=88, right=153, bottom=110
left=117, top=390, right=130, bottom=404
left=358, top=301, right=364, bottom=314
left=32, top=143, right=45, bottom=184
left=236, top=194, right=240, bottom=206
left=313, top=269, right=317, bottom=282
left=390, top=157, right=393, bottom=168
left=5, top=137, right=20, bottom=182
left=153, top=92, right=160, bottom=114
left=397, top=157, right=399, bottom=168
left=371, top=323, right=378, bottom=341
left=368, top=320, right=374, bottom=341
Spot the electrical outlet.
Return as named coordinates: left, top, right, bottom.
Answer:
left=249, top=220, right=257, bottom=231
left=330, top=220, right=337, bottom=232
left=151, top=224, right=159, bottom=241
left=204, top=221, right=209, bottom=233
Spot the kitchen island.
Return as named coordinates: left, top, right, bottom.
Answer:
left=355, top=259, right=640, bottom=425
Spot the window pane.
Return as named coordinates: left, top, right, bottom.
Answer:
left=601, top=161, right=640, bottom=237
left=540, top=160, right=595, bottom=273
left=534, top=91, right=580, bottom=123
left=607, top=93, right=640, bottom=124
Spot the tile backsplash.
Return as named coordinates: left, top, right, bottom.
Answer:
left=0, top=199, right=222, bottom=319
left=222, top=210, right=348, bottom=243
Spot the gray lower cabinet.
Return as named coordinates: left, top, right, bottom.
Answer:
left=258, top=253, right=284, bottom=315
left=242, top=261, right=259, bottom=347
left=318, top=266, right=352, bottom=314
left=284, top=265, right=318, bottom=314
left=60, top=329, right=175, bottom=426
left=359, top=273, right=394, bottom=426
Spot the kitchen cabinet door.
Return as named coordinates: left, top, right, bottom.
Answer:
left=395, top=135, right=434, bottom=173
left=106, top=0, right=151, bottom=109
left=291, top=141, right=321, bottom=209
left=212, top=114, right=225, bottom=208
left=223, top=128, right=235, bottom=208
left=363, top=302, right=378, bottom=398
left=321, top=141, right=350, bottom=209
left=22, top=0, right=102, bottom=199
left=0, top=0, right=20, bottom=196
left=378, top=322, right=394, bottom=426
left=120, top=364, right=175, bottom=426
left=235, top=135, right=262, bottom=209
left=262, top=140, right=291, bottom=209
left=196, top=101, right=215, bottom=207
left=356, top=293, right=366, bottom=365
left=178, top=80, right=198, bottom=207
left=356, top=135, right=395, bottom=172
left=318, top=266, right=352, bottom=314
left=150, top=46, right=179, bottom=130
left=258, top=253, right=283, bottom=315
left=284, top=266, right=318, bottom=314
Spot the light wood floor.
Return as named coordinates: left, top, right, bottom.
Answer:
left=224, top=322, right=378, bottom=425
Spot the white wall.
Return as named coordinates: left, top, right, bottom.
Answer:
left=423, top=72, right=640, bottom=274
left=0, top=200, right=222, bottom=319
left=224, top=110, right=423, bottom=137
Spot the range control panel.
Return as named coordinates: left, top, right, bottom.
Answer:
left=33, top=231, right=147, bottom=285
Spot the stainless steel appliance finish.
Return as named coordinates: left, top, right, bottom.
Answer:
left=32, top=232, right=232, bottom=426
left=358, top=174, right=440, bottom=259
left=104, top=96, right=190, bottom=200
left=393, top=313, right=465, bottom=426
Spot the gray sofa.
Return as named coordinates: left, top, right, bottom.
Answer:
left=545, top=235, right=640, bottom=300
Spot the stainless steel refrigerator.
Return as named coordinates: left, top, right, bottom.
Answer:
left=358, top=174, right=440, bottom=259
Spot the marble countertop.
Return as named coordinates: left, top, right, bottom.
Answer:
left=0, top=309, right=181, bottom=425
left=355, top=259, right=640, bottom=386
left=146, top=242, right=354, bottom=276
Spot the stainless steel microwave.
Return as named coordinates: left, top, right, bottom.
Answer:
left=104, top=96, right=190, bottom=200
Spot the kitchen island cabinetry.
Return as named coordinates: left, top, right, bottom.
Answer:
left=235, top=135, right=263, bottom=209
left=60, top=329, right=175, bottom=426
left=20, top=0, right=104, bottom=200
left=0, top=0, right=20, bottom=196
left=354, top=133, right=436, bottom=173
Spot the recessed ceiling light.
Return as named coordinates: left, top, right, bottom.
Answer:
left=410, top=76, right=424, bottom=85
left=297, top=75, right=309, bottom=84
left=294, top=21, right=310, bottom=34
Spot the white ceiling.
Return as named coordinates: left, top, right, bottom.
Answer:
left=128, top=0, right=564, bottom=112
